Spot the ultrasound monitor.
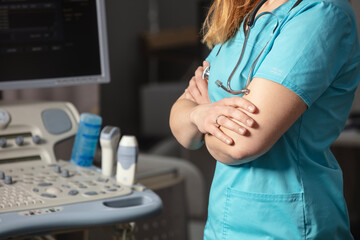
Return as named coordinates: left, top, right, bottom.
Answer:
left=0, top=0, right=110, bottom=90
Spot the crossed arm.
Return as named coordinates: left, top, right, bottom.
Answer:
left=169, top=62, right=307, bottom=165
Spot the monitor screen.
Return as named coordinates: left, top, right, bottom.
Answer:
left=0, top=0, right=110, bottom=90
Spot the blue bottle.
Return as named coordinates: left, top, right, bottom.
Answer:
left=71, top=113, right=102, bottom=167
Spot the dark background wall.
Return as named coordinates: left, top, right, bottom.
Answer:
left=100, top=0, right=209, bottom=138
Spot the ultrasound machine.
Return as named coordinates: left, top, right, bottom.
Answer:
left=0, top=0, right=162, bottom=238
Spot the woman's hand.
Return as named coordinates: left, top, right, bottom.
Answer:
left=185, top=61, right=211, bottom=104
left=189, top=97, right=257, bottom=145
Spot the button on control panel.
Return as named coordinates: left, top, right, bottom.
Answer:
left=0, top=133, right=42, bottom=149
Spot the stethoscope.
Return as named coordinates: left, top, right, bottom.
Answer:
left=202, top=0, right=303, bottom=95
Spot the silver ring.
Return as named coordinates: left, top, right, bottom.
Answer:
left=215, top=115, right=223, bottom=127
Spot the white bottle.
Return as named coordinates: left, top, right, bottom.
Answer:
left=100, top=126, right=121, bottom=176
left=116, top=135, right=138, bottom=186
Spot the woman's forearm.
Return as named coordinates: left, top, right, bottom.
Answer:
left=204, top=77, right=307, bottom=165
left=169, top=97, right=204, bottom=150
left=205, top=133, right=259, bottom=165
left=170, top=61, right=259, bottom=149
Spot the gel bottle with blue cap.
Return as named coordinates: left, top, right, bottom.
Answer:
left=71, top=113, right=102, bottom=167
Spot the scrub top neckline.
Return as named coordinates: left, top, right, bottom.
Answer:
left=261, top=0, right=298, bottom=16
left=233, top=0, right=298, bottom=43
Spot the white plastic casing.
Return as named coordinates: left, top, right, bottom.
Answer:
left=100, top=126, right=121, bottom=176
left=116, top=136, right=138, bottom=186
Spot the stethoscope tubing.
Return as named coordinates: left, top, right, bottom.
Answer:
left=216, top=11, right=279, bottom=95
left=202, top=0, right=303, bottom=95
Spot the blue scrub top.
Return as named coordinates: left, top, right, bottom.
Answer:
left=204, top=0, right=360, bottom=239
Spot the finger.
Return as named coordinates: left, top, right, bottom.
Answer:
left=216, top=115, right=248, bottom=135
left=195, top=66, right=204, bottom=79
left=208, top=125, right=233, bottom=145
left=189, top=77, right=202, bottom=99
left=184, top=88, right=195, bottom=102
left=185, top=93, right=195, bottom=102
left=220, top=106, right=255, bottom=127
left=203, top=61, right=210, bottom=68
left=194, top=71, right=209, bottom=95
left=221, top=97, right=257, bottom=113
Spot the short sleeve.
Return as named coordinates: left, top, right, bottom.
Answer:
left=254, top=2, right=355, bottom=107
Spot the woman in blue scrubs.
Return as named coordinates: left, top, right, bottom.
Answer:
left=170, top=0, right=360, bottom=239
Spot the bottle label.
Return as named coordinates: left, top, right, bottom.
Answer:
left=71, top=117, right=101, bottom=167
left=117, top=146, right=138, bottom=170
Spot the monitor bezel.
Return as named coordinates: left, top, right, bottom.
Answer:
left=0, top=0, right=110, bottom=90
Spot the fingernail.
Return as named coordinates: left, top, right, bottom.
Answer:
left=248, top=105, right=255, bottom=112
left=226, top=139, right=232, bottom=145
left=247, top=119, right=254, bottom=126
left=239, top=128, right=246, bottom=134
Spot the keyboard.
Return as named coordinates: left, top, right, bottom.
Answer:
left=0, top=160, right=132, bottom=215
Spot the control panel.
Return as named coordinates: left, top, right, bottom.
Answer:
left=0, top=101, right=79, bottom=163
left=0, top=101, right=162, bottom=239
left=0, top=160, right=132, bottom=214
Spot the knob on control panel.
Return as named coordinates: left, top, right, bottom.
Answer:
left=0, top=109, right=10, bottom=129
left=32, top=135, right=41, bottom=144
left=0, top=138, right=6, bottom=148
left=0, top=171, right=5, bottom=179
left=54, top=166, right=61, bottom=173
left=15, top=136, right=24, bottom=146
left=61, top=169, right=70, bottom=178
left=4, top=176, right=13, bottom=185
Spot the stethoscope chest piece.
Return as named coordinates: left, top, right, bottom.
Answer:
left=202, top=66, right=210, bottom=80
left=202, top=65, right=250, bottom=95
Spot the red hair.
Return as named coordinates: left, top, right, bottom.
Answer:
left=202, top=0, right=260, bottom=48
